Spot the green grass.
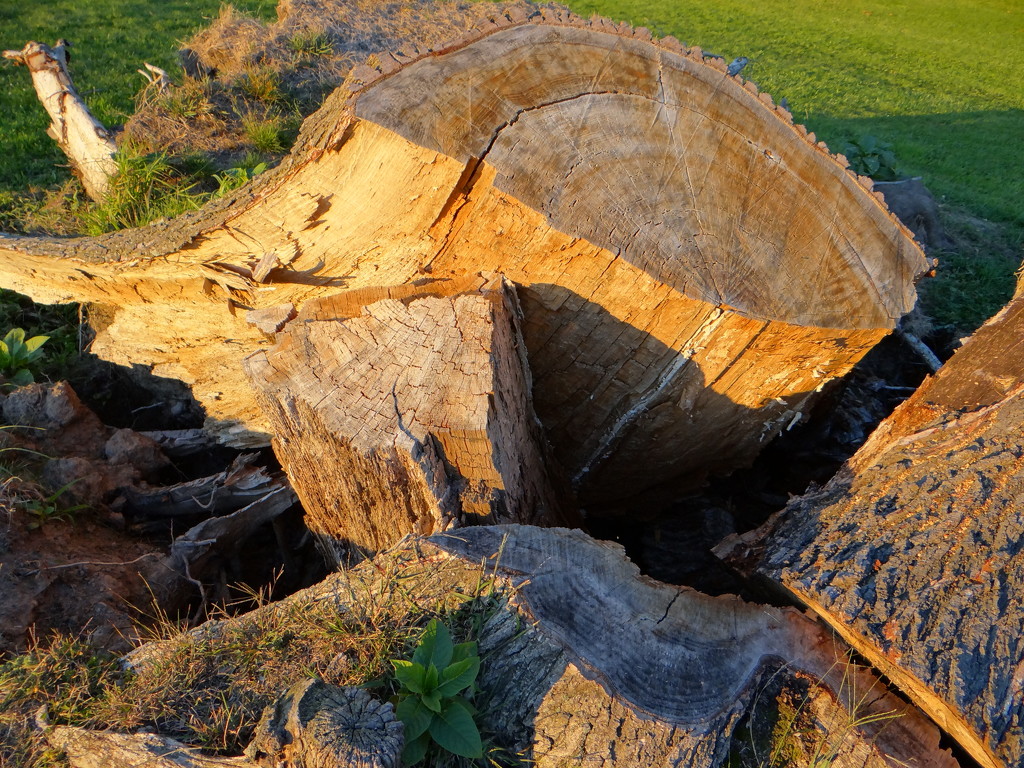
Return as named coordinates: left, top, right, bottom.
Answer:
left=567, top=0, right=1024, bottom=229
left=0, top=0, right=276, bottom=196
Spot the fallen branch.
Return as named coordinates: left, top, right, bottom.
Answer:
left=3, top=40, right=117, bottom=200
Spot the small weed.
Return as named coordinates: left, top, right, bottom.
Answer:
left=80, top=148, right=207, bottom=234
left=212, top=162, right=268, bottom=197
left=288, top=29, right=334, bottom=61
left=0, top=290, right=82, bottom=382
left=159, top=78, right=216, bottom=121
left=241, top=114, right=286, bottom=154
left=240, top=66, right=283, bottom=104
left=842, top=135, right=900, bottom=181
left=0, top=191, right=46, bottom=234
left=391, top=618, right=483, bottom=765
left=0, top=327, right=49, bottom=387
left=22, top=481, right=88, bottom=529
left=729, top=658, right=903, bottom=768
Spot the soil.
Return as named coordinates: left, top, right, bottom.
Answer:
left=0, top=365, right=323, bottom=659
left=0, top=507, right=159, bottom=655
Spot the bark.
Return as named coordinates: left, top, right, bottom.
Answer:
left=0, top=11, right=927, bottom=510
left=245, top=274, right=575, bottom=553
left=128, top=526, right=956, bottom=768
left=2, top=41, right=117, bottom=200
left=724, top=287, right=1024, bottom=768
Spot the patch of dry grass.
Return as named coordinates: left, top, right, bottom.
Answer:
left=0, top=542, right=505, bottom=765
left=124, top=0, right=550, bottom=161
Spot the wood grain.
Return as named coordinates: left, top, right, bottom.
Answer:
left=245, top=276, right=573, bottom=553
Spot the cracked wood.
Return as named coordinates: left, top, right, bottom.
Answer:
left=0, top=11, right=926, bottom=505
left=244, top=275, right=575, bottom=553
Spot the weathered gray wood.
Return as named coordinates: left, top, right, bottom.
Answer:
left=47, top=726, right=250, bottom=768
left=246, top=680, right=402, bottom=768
left=148, top=485, right=298, bottom=609
left=244, top=275, right=575, bottom=554
left=122, top=454, right=285, bottom=522
left=128, top=526, right=956, bottom=768
left=436, top=526, right=955, bottom=768
left=742, top=287, right=1024, bottom=768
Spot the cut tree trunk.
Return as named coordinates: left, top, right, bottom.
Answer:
left=0, top=10, right=927, bottom=512
left=245, top=274, right=576, bottom=554
left=2, top=41, right=117, bottom=200
left=127, top=525, right=957, bottom=768
left=718, top=284, right=1024, bottom=768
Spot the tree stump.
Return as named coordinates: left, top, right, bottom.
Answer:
left=0, top=11, right=927, bottom=513
left=245, top=274, right=575, bottom=554
left=126, top=525, right=957, bottom=768
left=246, top=680, right=403, bottom=768
left=720, top=285, right=1024, bottom=768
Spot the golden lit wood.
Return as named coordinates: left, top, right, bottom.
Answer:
left=0, top=11, right=927, bottom=508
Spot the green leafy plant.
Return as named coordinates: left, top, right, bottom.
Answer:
left=0, top=327, right=49, bottom=386
left=391, top=618, right=483, bottom=765
left=843, top=135, right=900, bottom=181
left=22, top=480, right=88, bottom=528
left=213, top=162, right=268, bottom=197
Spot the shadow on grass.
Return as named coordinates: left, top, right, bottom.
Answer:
left=807, top=109, right=1024, bottom=229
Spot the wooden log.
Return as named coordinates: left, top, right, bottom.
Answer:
left=722, top=286, right=1024, bottom=768
left=2, top=41, right=117, bottom=200
left=244, top=274, right=575, bottom=554
left=127, top=526, right=956, bottom=768
left=146, top=484, right=299, bottom=612
left=121, top=453, right=286, bottom=524
left=439, top=526, right=955, bottom=768
left=0, top=15, right=927, bottom=510
left=47, top=727, right=249, bottom=768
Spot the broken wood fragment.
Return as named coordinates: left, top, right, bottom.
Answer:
left=246, top=680, right=402, bottom=768
left=121, top=453, right=285, bottom=524
left=3, top=40, right=117, bottom=200
left=728, top=287, right=1024, bottom=768
left=245, top=275, right=575, bottom=554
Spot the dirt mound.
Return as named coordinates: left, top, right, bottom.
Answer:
left=124, top=0, right=556, bottom=162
